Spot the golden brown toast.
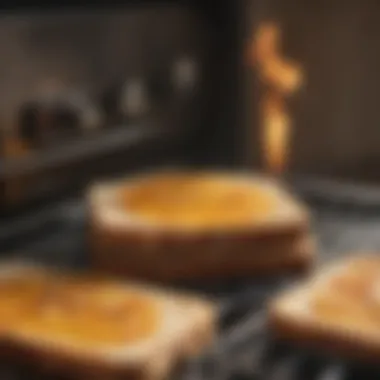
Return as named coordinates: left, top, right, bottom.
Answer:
left=0, top=261, right=216, bottom=379
left=88, top=171, right=313, bottom=281
left=270, top=254, right=380, bottom=363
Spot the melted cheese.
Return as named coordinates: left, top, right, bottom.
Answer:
left=121, top=174, right=275, bottom=229
left=0, top=274, right=159, bottom=347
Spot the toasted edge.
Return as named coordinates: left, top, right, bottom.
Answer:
left=90, top=231, right=316, bottom=281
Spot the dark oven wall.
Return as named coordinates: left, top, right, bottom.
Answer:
left=188, top=0, right=244, bottom=169
left=0, top=0, right=242, bottom=212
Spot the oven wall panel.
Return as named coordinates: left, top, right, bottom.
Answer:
left=0, top=4, right=216, bottom=210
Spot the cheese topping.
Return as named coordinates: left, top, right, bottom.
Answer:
left=0, top=274, right=159, bottom=347
left=309, top=257, right=380, bottom=329
left=121, top=174, right=276, bottom=229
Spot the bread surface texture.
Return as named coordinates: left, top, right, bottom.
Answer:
left=0, top=261, right=216, bottom=379
left=89, top=171, right=312, bottom=280
left=90, top=171, right=309, bottom=233
left=270, top=254, right=380, bottom=363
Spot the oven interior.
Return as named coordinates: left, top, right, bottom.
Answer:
left=2, top=1, right=380, bottom=380
left=0, top=0, right=242, bottom=215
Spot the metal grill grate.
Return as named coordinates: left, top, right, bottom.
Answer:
left=3, top=178, right=380, bottom=379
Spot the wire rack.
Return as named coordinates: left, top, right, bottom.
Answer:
left=3, top=178, right=380, bottom=379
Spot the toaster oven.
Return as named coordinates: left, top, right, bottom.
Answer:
left=3, top=2, right=380, bottom=380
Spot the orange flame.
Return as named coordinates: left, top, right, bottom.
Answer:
left=249, top=22, right=303, bottom=173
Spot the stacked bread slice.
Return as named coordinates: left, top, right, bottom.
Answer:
left=89, top=171, right=314, bottom=281
left=0, top=261, right=216, bottom=379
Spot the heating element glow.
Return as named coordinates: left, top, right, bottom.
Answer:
left=249, top=22, right=304, bottom=174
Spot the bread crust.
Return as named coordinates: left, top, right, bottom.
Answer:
left=91, top=229, right=314, bottom=281
left=269, top=254, right=380, bottom=364
left=88, top=172, right=313, bottom=281
left=0, top=263, right=217, bottom=379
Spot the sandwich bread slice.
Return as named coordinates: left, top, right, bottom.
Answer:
left=0, top=261, right=216, bottom=379
left=270, top=254, right=380, bottom=363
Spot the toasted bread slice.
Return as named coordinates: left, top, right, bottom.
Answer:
left=0, top=261, right=216, bottom=379
left=89, top=171, right=312, bottom=281
left=270, top=254, right=380, bottom=363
